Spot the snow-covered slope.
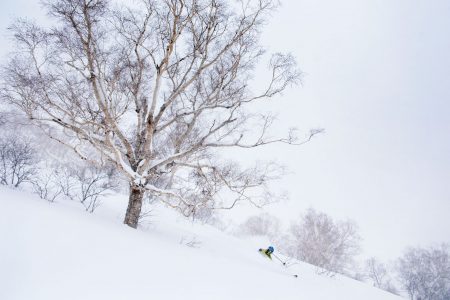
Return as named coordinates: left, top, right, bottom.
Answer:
left=0, top=187, right=403, bottom=300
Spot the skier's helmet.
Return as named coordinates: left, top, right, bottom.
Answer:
left=268, top=246, right=274, bottom=253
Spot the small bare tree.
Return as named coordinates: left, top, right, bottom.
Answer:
left=238, top=213, right=280, bottom=239
left=61, top=164, right=118, bottom=212
left=365, top=257, right=398, bottom=295
left=1, top=0, right=319, bottom=228
left=287, top=208, right=361, bottom=275
left=0, top=136, right=38, bottom=187
left=32, top=172, right=64, bottom=202
left=396, top=244, right=450, bottom=300
left=55, top=167, right=77, bottom=199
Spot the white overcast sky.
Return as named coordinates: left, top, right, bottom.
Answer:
left=250, top=0, right=450, bottom=260
left=1, top=0, right=449, bottom=261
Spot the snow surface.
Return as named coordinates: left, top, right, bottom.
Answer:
left=0, top=187, right=404, bottom=300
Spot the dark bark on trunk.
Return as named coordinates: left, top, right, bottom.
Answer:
left=124, top=185, right=145, bottom=228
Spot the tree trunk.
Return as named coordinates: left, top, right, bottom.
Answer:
left=124, top=185, right=145, bottom=228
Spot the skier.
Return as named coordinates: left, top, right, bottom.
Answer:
left=258, top=246, right=298, bottom=277
left=259, top=246, right=275, bottom=260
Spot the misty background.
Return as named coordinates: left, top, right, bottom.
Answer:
left=1, top=0, right=449, bottom=262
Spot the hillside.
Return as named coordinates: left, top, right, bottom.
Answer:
left=0, top=187, right=403, bottom=300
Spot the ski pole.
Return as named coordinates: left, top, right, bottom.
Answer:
left=273, top=254, right=298, bottom=277
left=272, top=253, right=286, bottom=266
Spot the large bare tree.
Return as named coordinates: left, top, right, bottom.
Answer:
left=1, top=0, right=317, bottom=228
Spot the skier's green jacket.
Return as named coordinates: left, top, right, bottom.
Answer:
left=259, top=248, right=273, bottom=260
